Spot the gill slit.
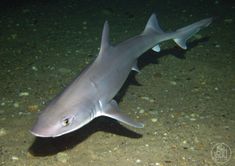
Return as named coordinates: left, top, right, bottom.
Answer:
left=89, top=78, right=102, bottom=118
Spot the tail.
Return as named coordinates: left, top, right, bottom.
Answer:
left=143, top=14, right=212, bottom=51
left=173, top=17, right=212, bottom=49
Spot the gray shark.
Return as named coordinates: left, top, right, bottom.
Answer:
left=31, top=14, right=212, bottom=137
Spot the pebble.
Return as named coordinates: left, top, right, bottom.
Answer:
left=0, top=128, right=7, bottom=136
left=27, top=105, right=39, bottom=112
left=139, top=109, right=145, bottom=114
left=22, top=9, right=30, bottom=14
left=170, top=81, right=177, bottom=85
left=0, top=110, right=4, bottom=114
left=215, top=44, right=220, bottom=48
left=19, top=92, right=29, bottom=97
left=141, top=96, right=155, bottom=103
left=190, top=113, right=195, bottom=117
left=58, top=68, right=71, bottom=74
left=214, top=0, right=219, bottom=4
left=56, top=152, right=69, bottom=163
left=13, top=102, right=19, bottom=108
left=10, top=34, right=17, bottom=39
left=190, top=118, right=196, bottom=121
left=224, top=18, right=233, bottom=23
left=151, top=118, right=158, bottom=123
left=194, top=34, right=202, bottom=40
left=149, top=99, right=155, bottom=103
left=11, top=156, right=19, bottom=160
left=32, top=66, right=38, bottom=71
left=136, top=159, right=141, bottom=163
left=141, top=96, right=150, bottom=101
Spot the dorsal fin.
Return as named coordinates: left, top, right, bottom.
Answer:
left=99, top=21, right=110, bottom=54
left=143, top=13, right=164, bottom=34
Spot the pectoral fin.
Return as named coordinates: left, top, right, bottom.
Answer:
left=102, top=100, right=144, bottom=128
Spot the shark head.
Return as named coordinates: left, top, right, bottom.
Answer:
left=30, top=99, right=95, bottom=138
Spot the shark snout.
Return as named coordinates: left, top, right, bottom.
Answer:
left=30, top=125, right=54, bottom=138
left=30, top=130, right=51, bottom=138
left=30, top=120, right=61, bottom=138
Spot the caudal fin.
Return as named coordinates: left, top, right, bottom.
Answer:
left=173, top=17, right=213, bottom=49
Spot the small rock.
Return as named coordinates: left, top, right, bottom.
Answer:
left=149, top=99, right=155, bottom=103
left=58, top=68, right=71, bottom=74
left=215, top=44, right=220, bottom=48
left=22, top=9, right=30, bottom=14
left=56, top=152, right=69, bottom=163
left=141, top=96, right=150, bottom=101
left=136, top=159, right=141, bottom=163
left=190, top=113, right=195, bottom=117
left=11, top=156, right=19, bottom=160
left=139, top=109, right=145, bottom=114
left=214, top=0, right=219, bottom=4
left=0, top=110, right=5, bottom=114
left=19, top=92, right=29, bottom=97
left=224, top=18, right=233, bottom=23
left=18, top=112, right=23, bottom=115
left=151, top=118, right=158, bottom=123
left=0, top=128, right=7, bottom=136
left=194, top=34, right=202, bottom=40
left=13, top=102, right=19, bottom=108
left=102, top=8, right=113, bottom=16
left=32, top=66, right=38, bottom=71
left=170, top=81, right=177, bottom=85
left=10, top=34, right=17, bottom=40
left=190, top=118, right=196, bottom=121
left=27, top=105, right=39, bottom=112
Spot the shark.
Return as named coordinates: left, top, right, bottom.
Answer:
left=31, top=14, right=212, bottom=137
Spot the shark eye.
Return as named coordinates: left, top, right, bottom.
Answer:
left=61, top=116, right=73, bottom=127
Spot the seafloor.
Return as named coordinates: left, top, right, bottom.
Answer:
left=0, top=0, right=234, bottom=166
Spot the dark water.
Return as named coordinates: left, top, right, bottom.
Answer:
left=0, top=0, right=234, bottom=165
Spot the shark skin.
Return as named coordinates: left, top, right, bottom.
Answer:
left=31, top=14, right=212, bottom=137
